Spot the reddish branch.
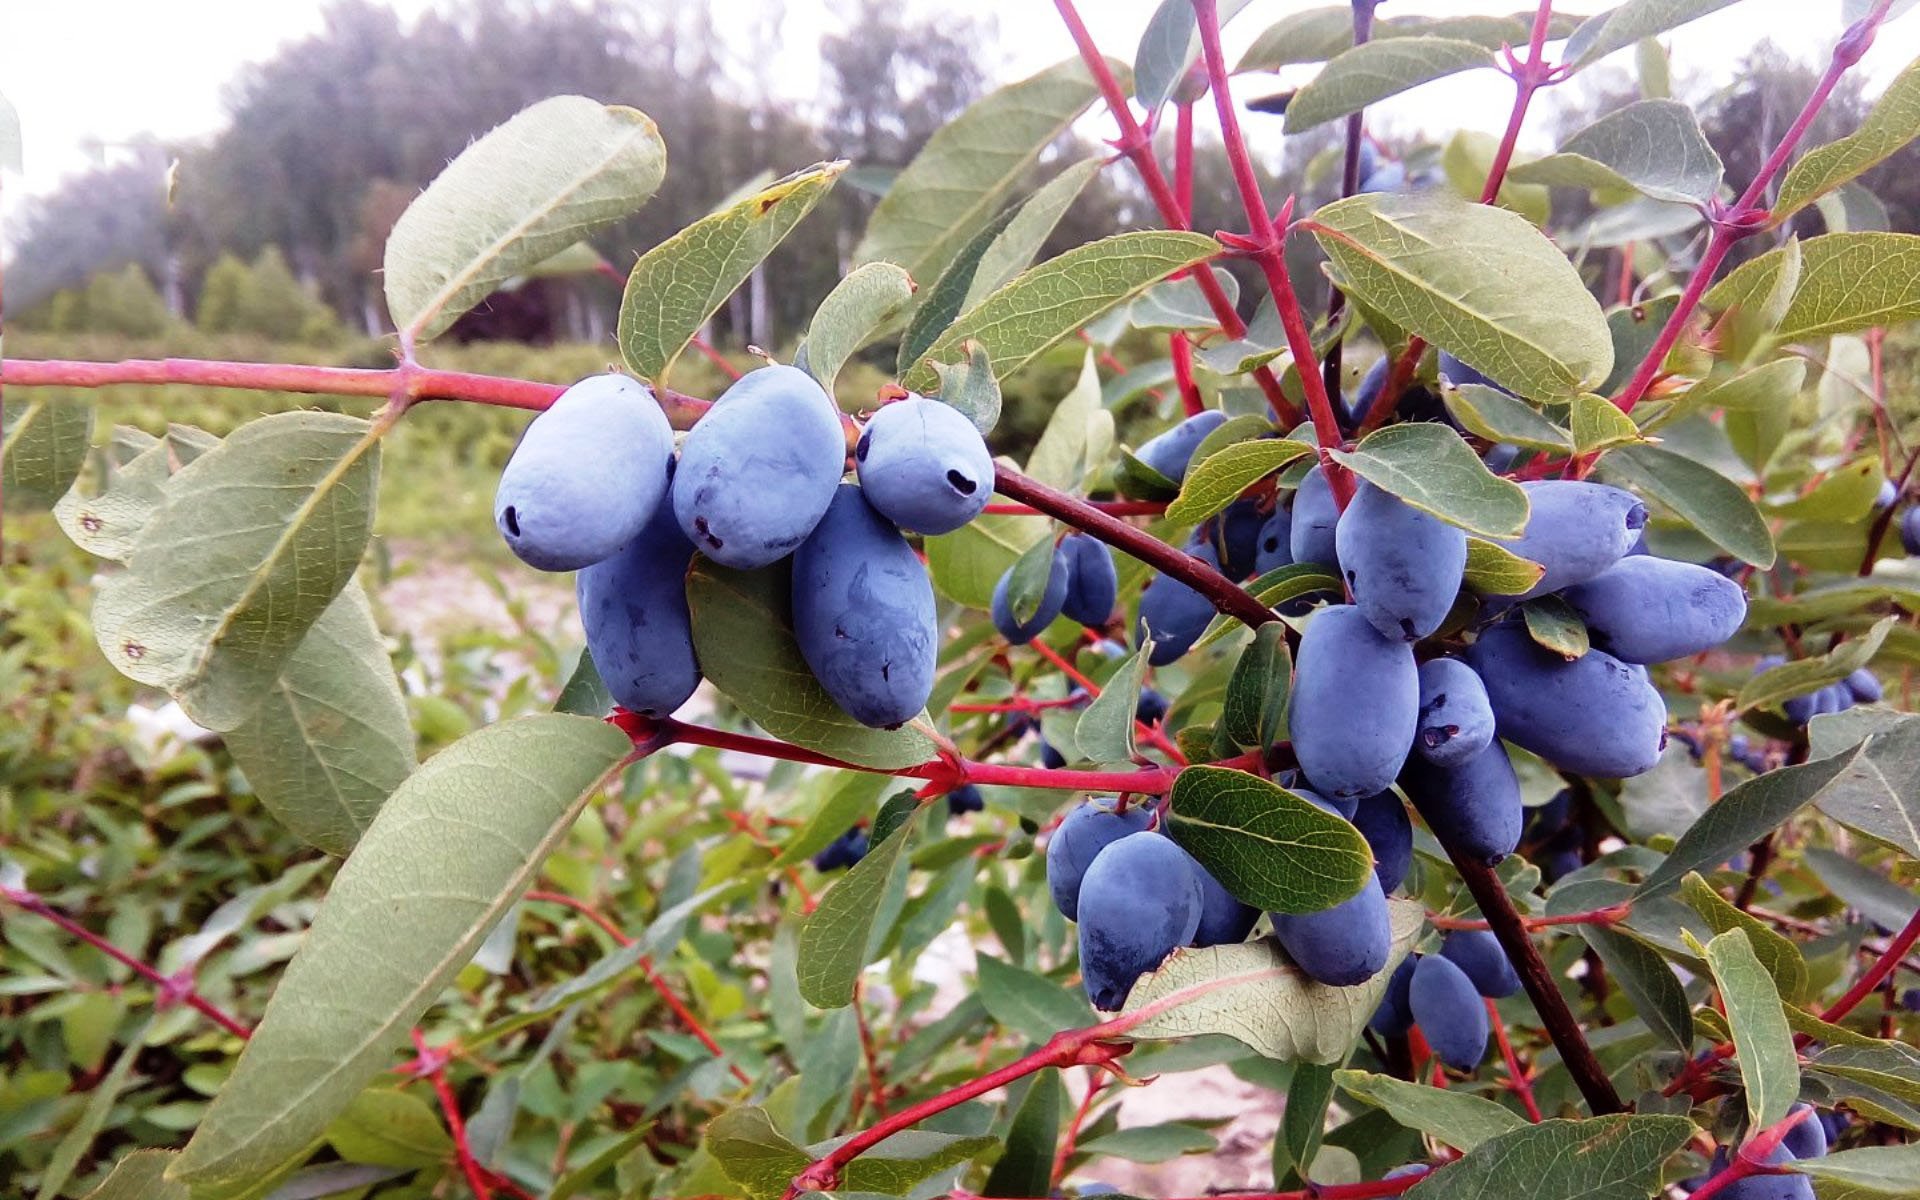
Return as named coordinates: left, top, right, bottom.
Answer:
left=1487, top=998, right=1545, bottom=1121
left=981, top=499, right=1167, bottom=517
left=1683, top=1108, right=1816, bottom=1200
left=0, top=885, right=253, bottom=1040
left=1429, top=902, right=1630, bottom=932
left=1026, top=637, right=1187, bottom=766
left=410, top=1030, right=528, bottom=1200
left=1612, top=0, right=1896, bottom=414
left=1052, top=0, right=1303, bottom=426
left=521, top=890, right=753, bottom=1087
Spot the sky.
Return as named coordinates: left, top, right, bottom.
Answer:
left=2, top=0, right=1916, bottom=213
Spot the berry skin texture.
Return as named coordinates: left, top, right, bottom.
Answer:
left=1437, top=351, right=1503, bottom=393
left=1560, top=556, right=1748, bottom=664
left=992, top=547, right=1069, bottom=644
left=1845, top=668, right=1884, bottom=703
left=1494, top=481, right=1648, bottom=598
left=1352, top=790, right=1414, bottom=892
left=1369, top=955, right=1418, bottom=1036
left=1465, top=622, right=1668, bottom=779
left=1290, top=465, right=1341, bottom=567
left=791, top=485, right=937, bottom=729
left=1290, top=605, right=1419, bottom=799
left=1135, top=687, right=1169, bottom=726
left=673, top=364, right=847, bottom=568
left=1409, top=953, right=1490, bottom=1069
left=1416, top=657, right=1495, bottom=768
left=495, top=373, right=674, bottom=571
left=1271, top=872, right=1392, bottom=987
left=1440, top=928, right=1522, bottom=998
left=575, top=497, right=701, bottom=717
left=1164, top=837, right=1260, bottom=947
left=1209, top=498, right=1267, bottom=580
left=1253, top=507, right=1294, bottom=575
left=1135, top=537, right=1224, bottom=665
left=1136, top=410, right=1228, bottom=482
left=1077, top=832, right=1204, bottom=1010
left=1400, top=739, right=1524, bottom=867
left=945, top=784, right=984, bottom=817
left=1059, top=533, right=1119, bottom=627
left=1046, top=800, right=1155, bottom=920
left=1903, top=507, right=1920, bottom=556
left=1781, top=1105, right=1828, bottom=1160
left=853, top=395, right=993, bottom=535
left=1337, top=481, right=1466, bottom=641
left=1704, top=1145, right=1814, bottom=1200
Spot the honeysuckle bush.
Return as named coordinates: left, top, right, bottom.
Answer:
left=6, top=2, right=1920, bottom=1198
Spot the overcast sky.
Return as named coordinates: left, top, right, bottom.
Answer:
left=3, top=0, right=1915, bottom=211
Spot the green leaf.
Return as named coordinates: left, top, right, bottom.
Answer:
left=773, top=774, right=889, bottom=869
left=1237, top=9, right=1581, bottom=72
left=384, top=96, right=665, bottom=342
left=1803, top=847, right=1920, bottom=933
left=1329, top=424, right=1529, bottom=538
left=1705, top=233, right=1920, bottom=344
left=81, top=1150, right=187, bottom=1200
left=1004, top=532, right=1062, bottom=626
left=1283, top=38, right=1496, bottom=133
left=54, top=437, right=180, bottom=561
left=37, top=1017, right=153, bottom=1200
left=1025, top=348, right=1113, bottom=493
left=981, top=1076, right=1062, bottom=1198
left=1444, top=384, right=1574, bottom=454
left=834, top=1130, right=999, bottom=1196
left=1738, top=617, right=1895, bottom=712
left=1809, top=713, right=1920, bottom=857
left=686, top=559, right=936, bottom=770
left=1564, top=0, right=1744, bottom=68
left=1076, top=645, right=1149, bottom=764
left=1681, top=872, right=1808, bottom=1002
left=1166, top=440, right=1314, bottom=525
left=1777, top=56, right=1920, bottom=220
left=903, top=231, right=1221, bottom=391
left=1508, top=100, right=1722, bottom=205
left=224, top=583, right=413, bottom=857
left=926, top=511, right=1047, bottom=609
left=1222, top=623, right=1291, bottom=752
left=805, top=263, right=915, bottom=390
left=1333, top=1070, right=1529, bottom=1152
left=1635, top=744, right=1867, bottom=898
left=899, top=159, right=1101, bottom=373
left=1701, top=928, right=1798, bottom=1131
left=92, top=412, right=380, bottom=731
left=325, top=1088, right=453, bottom=1169
left=932, top=341, right=1002, bottom=434
left=856, top=57, right=1102, bottom=285
left=553, top=647, right=614, bottom=717
left=798, top=810, right=919, bottom=1008
left=1079, top=1121, right=1216, bottom=1164
left=1597, top=444, right=1775, bottom=567
left=620, top=161, right=845, bottom=380
left=1792, top=1145, right=1920, bottom=1196
left=710, top=1104, right=998, bottom=1200
left=171, top=714, right=632, bottom=1198
left=1132, top=267, right=1241, bottom=332
left=1403, top=1116, right=1696, bottom=1200
left=1809, top=1041, right=1920, bottom=1127
left=1134, top=0, right=1255, bottom=113
left=1120, top=899, right=1424, bottom=1059
left=1570, top=393, right=1646, bottom=455
left=1523, top=596, right=1590, bottom=659
left=1166, top=767, right=1372, bottom=914
left=1465, top=537, right=1548, bottom=595
left=976, top=956, right=1094, bottom=1045
left=1281, top=1062, right=1339, bottom=1184
left=1193, top=563, right=1345, bottom=651
left=3, top=396, right=92, bottom=513
left=1579, top=925, right=1695, bottom=1052
left=1307, top=191, right=1614, bottom=401
left=1442, top=130, right=1551, bottom=225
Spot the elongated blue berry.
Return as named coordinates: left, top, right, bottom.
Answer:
left=576, top=497, right=701, bottom=716
left=1290, top=605, right=1418, bottom=799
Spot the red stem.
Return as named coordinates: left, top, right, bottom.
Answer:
left=688, top=335, right=743, bottom=381
left=981, top=500, right=1167, bottom=517
left=1613, top=0, right=1895, bottom=414
left=1051, top=1073, right=1109, bottom=1186
left=521, top=890, right=753, bottom=1087
left=1, top=886, right=253, bottom=1040
left=1026, top=638, right=1187, bottom=766
left=1191, top=0, right=1348, bottom=500
left=1051, top=0, right=1303, bottom=426
left=412, top=1030, right=498, bottom=1200
left=853, top=979, right=890, bottom=1116
left=1429, top=903, right=1630, bottom=931
left=1488, top=997, right=1544, bottom=1121
left=1821, top=903, right=1920, bottom=1024
left=1684, top=1108, right=1817, bottom=1200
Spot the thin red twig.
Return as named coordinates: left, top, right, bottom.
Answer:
left=1487, top=998, right=1544, bottom=1121
left=412, top=1029, right=498, bottom=1200
left=688, top=335, right=743, bottom=381
left=1428, top=903, right=1630, bottom=932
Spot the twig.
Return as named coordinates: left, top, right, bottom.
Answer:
left=1488, top=998, right=1544, bottom=1121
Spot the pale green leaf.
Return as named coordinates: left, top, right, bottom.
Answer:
left=1119, top=900, right=1423, bottom=1061
left=1284, top=38, right=1497, bottom=133
left=1705, top=233, right=1920, bottom=343
left=1681, top=872, right=1808, bottom=1002
left=224, top=583, right=414, bottom=857
left=1078, top=1122, right=1217, bottom=1164
left=856, top=57, right=1102, bottom=285
left=37, top=1018, right=153, bottom=1200
left=1025, top=348, right=1113, bottom=494
left=799, top=811, right=920, bottom=1007
left=1166, top=767, right=1372, bottom=913
left=1597, top=443, right=1775, bottom=566
left=3, top=396, right=92, bottom=513
left=1444, top=384, right=1574, bottom=453
left=1236, top=10, right=1582, bottom=72
left=976, top=956, right=1093, bottom=1044
left=932, top=341, right=1002, bottom=434
left=903, top=231, right=1221, bottom=392
left=1329, top=423, right=1529, bottom=538
left=1738, top=616, right=1894, bottom=713
left=54, top=437, right=175, bottom=560
left=171, top=715, right=632, bottom=1198
left=1508, top=99, right=1723, bottom=205
left=686, top=560, right=937, bottom=770
left=1333, top=1070, right=1529, bottom=1152
left=1307, top=191, right=1614, bottom=400
left=1793, top=1145, right=1920, bottom=1196
left=982, top=1077, right=1062, bottom=1196
left=384, top=97, right=665, bottom=341
left=1564, top=0, right=1744, bottom=68
left=1464, top=537, right=1548, bottom=596
left=772, top=774, right=890, bottom=869
left=620, top=162, right=845, bottom=380
left=805, top=262, right=915, bottom=390
left=1809, top=713, right=1920, bottom=858
left=81, top=1150, right=186, bottom=1200
left=1166, top=439, right=1314, bottom=525
left=1570, top=392, right=1646, bottom=454
left=925, top=510, right=1048, bottom=609
left=325, top=1088, right=453, bottom=1169
left=1523, top=595, right=1591, bottom=658
left=1778, top=55, right=1920, bottom=220
left=1403, top=1116, right=1696, bottom=1200
left=1701, top=928, right=1798, bottom=1131
left=1135, top=0, right=1255, bottom=112
left=1076, top=644, right=1149, bottom=764
left=92, top=412, right=380, bottom=731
